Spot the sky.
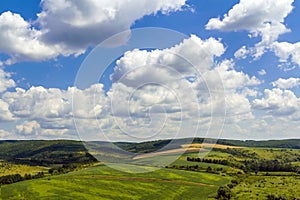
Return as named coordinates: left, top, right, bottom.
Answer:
left=0, top=0, right=299, bottom=141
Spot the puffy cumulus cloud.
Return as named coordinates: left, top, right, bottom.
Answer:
left=272, top=41, right=300, bottom=67
left=0, top=129, right=11, bottom=139
left=110, top=35, right=226, bottom=121
left=3, top=86, right=72, bottom=119
left=225, top=93, right=254, bottom=123
left=252, top=88, right=300, bottom=119
left=258, top=69, right=266, bottom=76
left=0, top=0, right=188, bottom=63
left=75, top=83, right=197, bottom=141
left=16, top=120, right=68, bottom=137
left=195, top=60, right=260, bottom=94
left=221, top=116, right=300, bottom=140
left=271, top=77, right=300, bottom=89
left=3, top=84, right=107, bottom=120
left=72, top=84, right=108, bottom=119
left=206, top=0, right=294, bottom=58
left=215, top=60, right=261, bottom=91
left=16, top=120, right=41, bottom=135
left=194, top=60, right=260, bottom=123
left=0, top=68, right=16, bottom=92
left=0, top=36, right=264, bottom=140
left=111, top=35, right=259, bottom=126
left=0, top=99, right=15, bottom=122
left=0, top=84, right=108, bottom=138
left=206, top=0, right=293, bottom=31
left=38, top=0, right=187, bottom=49
left=106, top=77, right=199, bottom=140
left=111, top=35, right=225, bottom=84
left=0, top=12, right=67, bottom=64
left=106, top=37, right=223, bottom=138
left=234, top=46, right=248, bottom=59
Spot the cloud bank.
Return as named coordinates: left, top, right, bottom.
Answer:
left=0, top=0, right=188, bottom=64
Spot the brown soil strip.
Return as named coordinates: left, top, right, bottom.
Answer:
left=133, top=143, right=244, bottom=160
left=181, top=143, right=244, bottom=149
left=62, top=175, right=216, bottom=187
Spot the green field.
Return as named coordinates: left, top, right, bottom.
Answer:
left=1, top=164, right=230, bottom=200
left=231, top=175, right=300, bottom=200
left=0, top=139, right=300, bottom=199
left=0, top=161, right=48, bottom=176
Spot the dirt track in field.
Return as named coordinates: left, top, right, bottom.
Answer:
left=63, top=175, right=216, bottom=187
left=181, top=143, right=244, bottom=149
left=133, top=143, right=244, bottom=160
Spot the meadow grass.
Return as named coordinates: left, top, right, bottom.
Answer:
left=1, top=164, right=230, bottom=200
left=0, top=161, right=48, bottom=176
left=231, top=175, right=300, bottom=199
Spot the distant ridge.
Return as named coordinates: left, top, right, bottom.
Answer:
left=0, top=138, right=299, bottom=161
left=215, top=138, right=300, bottom=149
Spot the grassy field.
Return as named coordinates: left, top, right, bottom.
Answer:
left=231, top=174, right=300, bottom=200
left=1, top=139, right=300, bottom=199
left=1, top=164, right=230, bottom=200
left=0, top=161, right=48, bottom=176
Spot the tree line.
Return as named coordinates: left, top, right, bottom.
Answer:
left=0, top=172, right=44, bottom=185
left=187, top=157, right=299, bottom=173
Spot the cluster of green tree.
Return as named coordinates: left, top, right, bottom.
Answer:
left=266, top=194, right=293, bottom=200
left=187, top=156, right=246, bottom=171
left=13, top=152, right=97, bottom=166
left=0, top=174, right=22, bottom=185
left=216, top=186, right=233, bottom=199
left=0, top=140, right=97, bottom=166
left=187, top=156, right=298, bottom=173
left=187, top=157, right=229, bottom=165
left=167, top=165, right=223, bottom=174
left=216, top=179, right=243, bottom=199
left=0, top=172, right=44, bottom=185
left=218, top=148, right=258, bottom=158
left=243, top=159, right=298, bottom=173
left=216, top=178, right=298, bottom=200
left=48, top=163, right=82, bottom=175
left=215, top=139, right=300, bottom=149
left=0, top=140, right=84, bottom=159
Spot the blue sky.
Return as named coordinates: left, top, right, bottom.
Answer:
left=0, top=0, right=299, bottom=141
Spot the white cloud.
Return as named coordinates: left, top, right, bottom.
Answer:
left=3, top=36, right=263, bottom=139
left=0, top=12, right=66, bottom=64
left=258, top=69, right=266, bottom=76
left=111, top=37, right=260, bottom=128
left=0, top=99, right=15, bottom=122
left=111, top=35, right=225, bottom=84
left=3, top=86, right=72, bottom=119
left=271, top=77, right=300, bottom=89
left=215, top=60, right=261, bottom=91
left=0, top=0, right=188, bottom=63
left=0, top=129, right=11, bottom=139
left=206, top=0, right=294, bottom=58
left=2, top=35, right=288, bottom=140
left=0, top=68, right=16, bottom=92
left=0, top=84, right=109, bottom=139
left=272, top=41, right=300, bottom=67
left=110, top=35, right=227, bottom=121
left=16, top=120, right=68, bottom=137
left=3, top=84, right=108, bottom=120
left=234, top=46, right=248, bottom=59
left=105, top=36, right=228, bottom=138
left=195, top=60, right=260, bottom=123
left=252, top=88, right=300, bottom=119
left=206, top=0, right=293, bottom=31
left=16, top=120, right=41, bottom=135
